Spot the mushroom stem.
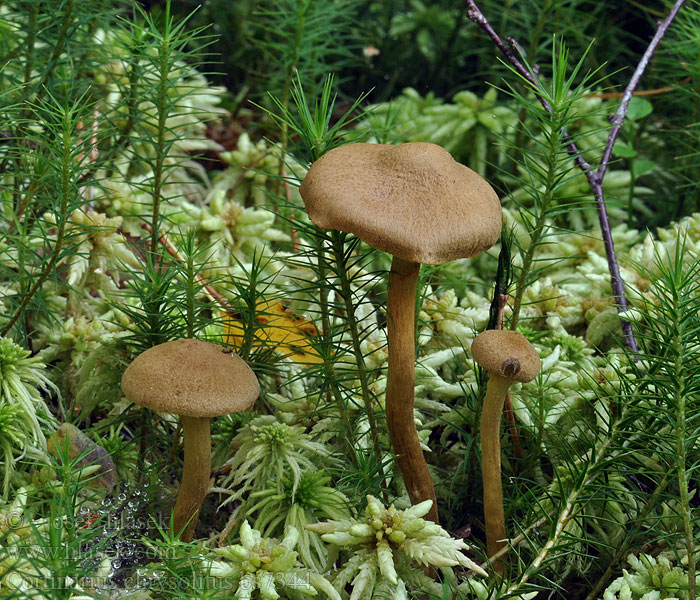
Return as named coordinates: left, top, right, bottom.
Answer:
left=480, top=374, right=513, bottom=574
left=173, top=415, right=211, bottom=541
left=386, top=256, right=438, bottom=523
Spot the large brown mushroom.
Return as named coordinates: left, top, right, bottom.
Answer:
left=300, top=142, right=501, bottom=523
left=121, top=338, right=259, bottom=541
left=471, top=329, right=540, bottom=573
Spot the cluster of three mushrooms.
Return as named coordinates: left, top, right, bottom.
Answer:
left=121, top=142, right=539, bottom=560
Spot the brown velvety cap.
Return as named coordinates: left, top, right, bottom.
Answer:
left=121, top=339, right=259, bottom=418
left=299, top=142, right=502, bottom=265
left=471, top=329, right=540, bottom=383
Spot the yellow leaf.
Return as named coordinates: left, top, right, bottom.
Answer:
left=222, top=300, right=323, bottom=366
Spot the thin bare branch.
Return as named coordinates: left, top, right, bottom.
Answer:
left=597, top=0, right=687, bottom=181
left=465, top=0, right=686, bottom=354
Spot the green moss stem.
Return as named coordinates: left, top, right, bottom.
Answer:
left=23, top=6, right=39, bottom=90
left=149, top=3, right=172, bottom=255
left=584, top=472, right=671, bottom=600
left=509, top=113, right=561, bottom=330
left=330, top=232, right=384, bottom=480
left=316, top=237, right=358, bottom=467
left=278, top=0, right=310, bottom=155
left=27, top=0, right=75, bottom=106
left=673, top=326, right=696, bottom=599
left=1, top=105, right=74, bottom=338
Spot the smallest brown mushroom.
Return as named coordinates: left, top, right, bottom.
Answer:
left=121, top=339, right=259, bottom=542
left=471, top=329, right=540, bottom=575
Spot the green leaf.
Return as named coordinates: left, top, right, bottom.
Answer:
left=631, top=159, right=656, bottom=177
left=626, top=96, right=653, bottom=121
left=613, top=142, right=637, bottom=158
left=417, top=30, right=436, bottom=62
left=585, top=309, right=621, bottom=347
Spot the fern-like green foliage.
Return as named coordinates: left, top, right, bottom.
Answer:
left=602, top=553, right=700, bottom=600
left=614, top=236, right=700, bottom=596
left=307, top=495, right=486, bottom=600
left=0, top=449, right=113, bottom=597
left=0, top=0, right=121, bottom=342
left=0, top=0, right=223, bottom=352
left=0, top=338, right=58, bottom=497
left=1, top=88, right=99, bottom=341
left=205, top=520, right=341, bottom=600
left=100, top=2, right=220, bottom=253
left=216, top=415, right=336, bottom=542
left=654, top=0, right=700, bottom=221
left=250, top=0, right=359, bottom=110
left=501, top=41, right=609, bottom=330
left=263, top=73, right=390, bottom=493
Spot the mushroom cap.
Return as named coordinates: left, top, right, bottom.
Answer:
left=471, top=329, right=540, bottom=383
left=299, top=142, right=501, bottom=265
left=121, top=339, right=259, bottom=418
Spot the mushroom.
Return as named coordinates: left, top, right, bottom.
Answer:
left=300, top=142, right=501, bottom=523
left=121, top=338, right=259, bottom=541
left=470, top=329, right=540, bottom=573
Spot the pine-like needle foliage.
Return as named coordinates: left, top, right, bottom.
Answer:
left=265, top=74, right=390, bottom=498
left=499, top=40, right=606, bottom=330
left=0, top=1, right=122, bottom=343
left=250, top=0, right=359, bottom=108
left=611, top=237, right=700, bottom=598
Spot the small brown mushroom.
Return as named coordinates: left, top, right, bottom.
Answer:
left=121, top=339, right=259, bottom=541
left=300, top=142, right=501, bottom=523
left=471, top=329, right=540, bottom=573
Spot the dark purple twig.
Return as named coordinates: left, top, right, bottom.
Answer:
left=598, top=1, right=686, bottom=177
left=466, top=0, right=686, bottom=354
